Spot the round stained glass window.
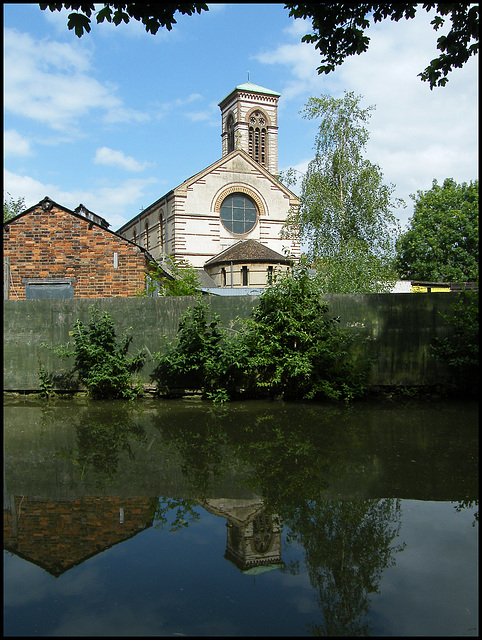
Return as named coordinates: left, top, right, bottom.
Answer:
left=220, top=193, right=258, bottom=235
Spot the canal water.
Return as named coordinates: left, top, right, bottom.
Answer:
left=3, top=396, right=478, bottom=636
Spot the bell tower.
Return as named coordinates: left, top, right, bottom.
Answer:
left=218, top=82, right=281, bottom=175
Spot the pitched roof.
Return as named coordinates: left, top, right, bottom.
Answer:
left=5, top=196, right=163, bottom=267
left=218, top=83, right=281, bottom=106
left=204, top=239, right=292, bottom=266
left=195, top=268, right=217, bottom=287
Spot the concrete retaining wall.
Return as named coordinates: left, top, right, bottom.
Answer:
left=3, top=293, right=457, bottom=391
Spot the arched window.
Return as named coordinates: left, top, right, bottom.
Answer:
left=158, top=210, right=164, bottom=251
left=227, top=113, right=235, bottom=153
left=248, top=110, right=267, bottom=166
left=144, top=220, right=149, bottom=250
left=221, top=267, right=227, bottom=287
left=133, top=229, right=137, bottom=244
left=220, top=193, right=258, bottom=235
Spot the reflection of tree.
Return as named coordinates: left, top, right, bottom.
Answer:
left=73, top=406, right=147, bottom=483
left=151, top=405, right=231, bottom=498
left=287, top=498, right=405, bottom=636
left=453, top=499, right=479, bottom=526
left=152, top=497, right=201, bottom=532
left=224, top=406, right=351, bottom=514
left=222, top=407, right=405, bottom=636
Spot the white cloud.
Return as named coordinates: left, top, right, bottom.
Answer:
left=255, top=40, right=324, bottom=103
left=152, top=92, right=205, bottom=121
left=4, top=27, right=149, bottom=133
left=4, top=168, right=158, bottom=227
left=283, top=16, right=313, bottom=39
left=93, top=147, right=151, bottom=172
left=255, top=10, right=478, bottom=229
left=4, top=130, right=33, bottom=158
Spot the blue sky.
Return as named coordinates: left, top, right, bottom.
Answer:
left=4, top=3, right=478, bottom=232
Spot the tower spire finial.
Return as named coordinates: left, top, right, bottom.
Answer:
left=247, top=70, right=250, bottom=82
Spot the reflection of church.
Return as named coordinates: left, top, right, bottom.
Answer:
left=117, top=83, right=300, bottom=289
left=4, top=495, right=282, bottom=577
left=201, top=498, right=283, bottom=574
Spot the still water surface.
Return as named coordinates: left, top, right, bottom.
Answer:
left=4, top=396, right=478, bottom=636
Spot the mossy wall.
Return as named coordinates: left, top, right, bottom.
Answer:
left=3, top=293, right=457, bottom=391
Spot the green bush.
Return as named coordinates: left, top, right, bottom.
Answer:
left=52, top=305, right=146, bottom=399
left=150, top=299, right=243, bottom=401
left=240, top=261, right=371, bottom=401
left=142, top=256, right=201, bottom=297
left=151, top=262, right=371, bottom=403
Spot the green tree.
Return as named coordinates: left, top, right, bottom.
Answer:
left=151, top=262, right=371, bottom=403
left=38, top=3, right=209, bottom=36
left=396, top=178, right=478, bottom=282
left=39, top=3, right=478, bottom=88
left=430, top=289, right=479, bottom=395
left=3, top=192, right=26, bottom=223
left=282, top=91, right=402, bottom=293
left=144, top=255, right=202, bottom=297
left=151, top=299, right=241, bottom=401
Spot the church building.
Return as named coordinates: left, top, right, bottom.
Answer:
left=117, top=83, right=300, bottom=289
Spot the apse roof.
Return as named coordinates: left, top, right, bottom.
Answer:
left=204, top=239, right=291, bottom=266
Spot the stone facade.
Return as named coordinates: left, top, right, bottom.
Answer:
left=117, top=83, right=300, bottom=287
left=3, top=197, right=156, bottom=299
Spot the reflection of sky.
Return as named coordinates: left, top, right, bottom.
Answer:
left=4, top=500, right=478, bottom=636
left=369, top=500, right=478, bottom=636
left=4, top=508, right=315, bottom=636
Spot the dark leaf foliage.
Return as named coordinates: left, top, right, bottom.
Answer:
left=284, top=2, right=478, bottom=88
left=52, top=305, right=146, bottom=399
left=39, top=3, right=209, bottom=34
left=151, top=262, right=371, bottom=402
left=39, top=3, right=478, bottom=86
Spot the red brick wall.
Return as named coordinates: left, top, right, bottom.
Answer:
left=3, top=204, right=150, bottom=298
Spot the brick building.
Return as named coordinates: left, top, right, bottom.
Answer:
left=4, top=495, right=156, bottom=576
left=3, top=197, right=168, bottom=299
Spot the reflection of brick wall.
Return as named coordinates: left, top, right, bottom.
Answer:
left=3, top=203, right=150, bottom=298
left=4, top=496, right=157, bottom=576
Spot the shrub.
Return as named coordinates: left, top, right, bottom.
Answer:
left=240, top=261, right=371, bottom=401
left=150, top=299, right=242, bottom=400
left=52, top=305, right=146, bottom=399
left=151, top=262, right=371, bottom=403
left=430, top=288, right=479, bottom=394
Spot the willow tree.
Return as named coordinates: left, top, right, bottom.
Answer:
left=282, top=91, right=402, bottom=293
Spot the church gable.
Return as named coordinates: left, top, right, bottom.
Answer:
left=169, top=149, right=299, bottom=269
left=175, top=149, right=298, bottom=207
left=116, top=83, right=300, bottom=279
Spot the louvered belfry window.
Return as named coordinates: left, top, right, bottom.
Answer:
left=248, top=111, right=267, bottom=167
left=227, top=114, right=235, bottom=153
